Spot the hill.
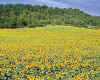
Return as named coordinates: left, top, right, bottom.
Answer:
left=0, top=4, right=100, bottom=28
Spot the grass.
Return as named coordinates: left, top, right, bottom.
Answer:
left=0, top=25, right=100, bottom=80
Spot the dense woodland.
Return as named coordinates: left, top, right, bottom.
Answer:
left=0, top=4, right=100, bottom=28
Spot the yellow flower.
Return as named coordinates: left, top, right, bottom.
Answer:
left=12, top=74, right=19, bottom=78
left=27, top=75, right=34, bottom=80
left=36, top=76, right=40, bottom=80
left=47, top=65, right=51, bottom=69
left=61, top=70, right=65, bottom=75
left=74, top=74, right=82, bottom=80
left=47, top=74, right=53, bottom=79
left=60, top=63, right=65, bottom=67
left=85, top=76, right=89, bottom=80
left=56, top=73, right=60, bottom=79
left=90, top=70, right=96, bottom=74
left=40, top=65, right=45, bottom=70
left=1, top=72, right=5, bottom=76
left=41, top=76, right=44, bottom=80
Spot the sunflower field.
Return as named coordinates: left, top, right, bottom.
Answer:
left=0, top=25, right=100, bottom=80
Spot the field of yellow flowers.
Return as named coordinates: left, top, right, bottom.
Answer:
left=0, top=25, right=100, bottom=80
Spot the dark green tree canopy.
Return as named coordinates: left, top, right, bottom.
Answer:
left=0, top=4, right=100, bottom=28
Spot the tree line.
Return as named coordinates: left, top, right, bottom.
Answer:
left=0, top=4, right=100, bottom=28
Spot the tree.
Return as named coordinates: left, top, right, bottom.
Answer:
left=0, top=4, right=100, bottom=28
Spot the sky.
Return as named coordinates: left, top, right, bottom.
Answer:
left=0, top=0, right=100, bottom=16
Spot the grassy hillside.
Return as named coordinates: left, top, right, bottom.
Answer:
left=0, top=25, right=100, bottom=80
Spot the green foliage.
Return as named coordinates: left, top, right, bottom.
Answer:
left=0, top=4, right=100, bottom=28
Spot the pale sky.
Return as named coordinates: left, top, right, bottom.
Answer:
left=0, top=0, right=100, bottom=16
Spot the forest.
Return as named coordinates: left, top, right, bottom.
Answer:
left=0, top=4, right=100, bottom=28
